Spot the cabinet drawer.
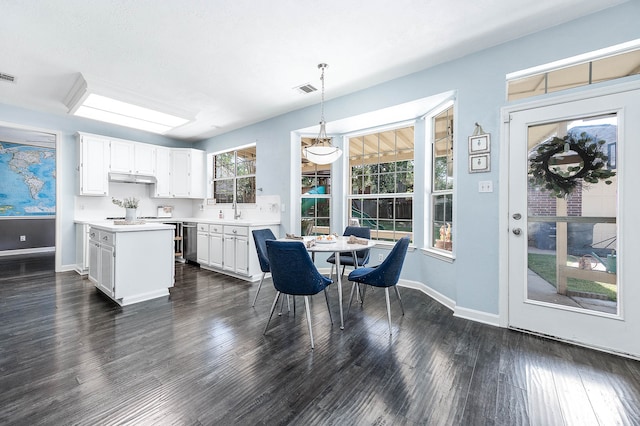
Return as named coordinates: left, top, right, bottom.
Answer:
left=209, top=224, right=223, bottom=234
left=99, top=231, right=115, bottom=246
left=224, top=225, right=248, bottom=237
left=197, top=223, right=209, bottom=232
left=89, top=228, right=99, bottom=241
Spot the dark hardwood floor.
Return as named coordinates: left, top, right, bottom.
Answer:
left=1, top=253, right=639, bottom=425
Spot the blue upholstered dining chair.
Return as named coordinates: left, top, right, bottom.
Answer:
left=251, top=228, right=276, bottom=307
left=264, top=240, right=333, bottom=349
left=326, top=226, right=371, bottom=280
left=347, top=236, right=410, bottom=335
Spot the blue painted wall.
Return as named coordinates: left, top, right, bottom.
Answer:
left=0, top=1, right=637, bottom=317
left=194, top=1, right=640, bottom=315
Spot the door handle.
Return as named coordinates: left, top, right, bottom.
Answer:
left=512, top=213, right=522, bottom=220
left=512, top=228, right=522, bottom=236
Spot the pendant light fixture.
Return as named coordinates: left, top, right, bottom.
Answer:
left=303, top=63, right=342, bottom=164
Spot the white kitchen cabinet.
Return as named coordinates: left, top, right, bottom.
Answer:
left=134, top=143, right=156, bottom=175
left=153, top=146, right=171, bottom=197
left=109, top=139, right=135, bottom=173
left=197, top=223, right=223, bottom=268
left=223, top=225, right=249, bottom=275
left=74, top=223, right=90, bottom=275
left=88, top=229, right=115, bottom=298
left=78, top=133, right=109, bottom=196
left=111, top=140, right=156, bottom=175
left=195, top=222, right=278, bottom=281
left=209, top=226, right=224, bottom=268
left=171, top=148, right=205, bottom=199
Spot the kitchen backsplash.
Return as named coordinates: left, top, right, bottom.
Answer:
left=75, top=183, right=281, bottom=222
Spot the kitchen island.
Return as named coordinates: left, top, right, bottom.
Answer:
left=87, top=221, right=175, bottom=306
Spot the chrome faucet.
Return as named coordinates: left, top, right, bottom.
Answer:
left=233, top=202, right=241, bottom=219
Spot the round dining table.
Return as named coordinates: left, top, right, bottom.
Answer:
left=279, top=236, right=376, bottom=329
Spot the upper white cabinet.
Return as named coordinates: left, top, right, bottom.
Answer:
left=78, top=133, right=109, bottom=196
left=109, top=140, right=135, bottom=173
left=134, top=143, right=156, bottom=175
left=110, top=139, right=156, bottom=175
left=153, top=146, right=171, bottom=198
left=77, top=132, right=205, bottom=199
left=170, top=148, right=205, bottom=199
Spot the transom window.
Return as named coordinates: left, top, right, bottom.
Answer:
left=507, top=44, right=640, bottom=101
left=212, top=145, right=256, bottom=204
left=348, top=125, right=414, bottom=242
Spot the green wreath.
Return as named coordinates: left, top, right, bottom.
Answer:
left=528, top=132, right=615, bottom=198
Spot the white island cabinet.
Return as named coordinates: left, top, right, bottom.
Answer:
left=88, top=221, right=175, bottom=306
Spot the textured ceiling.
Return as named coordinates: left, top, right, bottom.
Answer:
left=0, top=0, right=626, bottom=141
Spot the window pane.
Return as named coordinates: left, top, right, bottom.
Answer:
left=214, top=179, right=233, bottom=204
left=547, top=62, right=590, bottom=93
left=432, top=193, right=453, bottom=250
left=214, top=152, right=234, bottom=179
left=507, top=74, right=546, bottom=101
left=379, top=173, right=395, bottom=194
left=236, top=176, right=255, bottom=204
left=395, top=197, right=412, bottom=220
left=236, top=146, right=256, bottom=176
left=301, top=198, right=330, bottom=236
left=592, top=49, right=640, bottom=83
left=378, top=198, right=394, bottom=219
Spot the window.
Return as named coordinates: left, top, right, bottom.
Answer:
left=212, top=145, right=256, bottom=204
left=301, top=137, right=331, bottom=236
left=507, top=45, right=640, bottom=101
left=348, top=126, right=414, bottom=242
left=430, top=106, right=454, bottom=252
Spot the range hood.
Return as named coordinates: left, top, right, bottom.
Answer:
left=108, top=172, right=157, bottom=184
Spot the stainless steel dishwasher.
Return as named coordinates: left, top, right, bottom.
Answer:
left=182, top=222, right=198, bottom=264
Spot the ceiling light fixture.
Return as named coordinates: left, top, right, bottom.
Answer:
left=64, top=74, right=190, bottom=134
left=303, top=63, right=342, bottom=165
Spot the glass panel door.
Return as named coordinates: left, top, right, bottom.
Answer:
left=507, top=87, right=640, bottom=358
left=526, top=116, right=617, bottom=314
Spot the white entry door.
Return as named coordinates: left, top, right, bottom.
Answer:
left=507, top=86, right=640, bottom=358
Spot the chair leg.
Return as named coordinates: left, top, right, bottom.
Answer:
left=303, top=296, right=315, bottom=349
left=347, top=281, right=357, bottom=317
left=384, top=287, right=392, bottom=335
left=264, top=292, right=281, bottom=335
left=330, top=264, right=335, bottom=281
left=251, top=272, right=266, bottom=307
left=324, top=288, right=333, bottom=325
left=393, top=285, right=405, bottom=316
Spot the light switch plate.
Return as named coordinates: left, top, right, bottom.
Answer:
left=479, top=180, right=493, bottom=193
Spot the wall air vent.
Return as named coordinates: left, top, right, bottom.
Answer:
left=295, top=83, right=317, bottom=94
left=0, top=72, right=16, bottom=83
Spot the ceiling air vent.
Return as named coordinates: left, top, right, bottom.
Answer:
left=295, top=83, right=317, bottom=94
left=0, top=72, right=16, bottom=83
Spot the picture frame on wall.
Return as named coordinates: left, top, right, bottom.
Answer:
left=469, top=153, right=490, bottom=173
left=468, top=134, right=490, bottom=154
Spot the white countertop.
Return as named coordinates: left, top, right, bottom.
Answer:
left=86, top=220, right=176, bottom=232
left=76, top=217, right=280, bottom=226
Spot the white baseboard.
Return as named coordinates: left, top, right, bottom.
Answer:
left=453, top=306, right=500, bottom=327
left=0, top=247, right=55, bottom=257
left=398, top=279, right=455, bottom=311
left=398, top=279, right=500, bottom=327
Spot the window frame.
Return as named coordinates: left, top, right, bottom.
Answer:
left=209, top=143, right=257, bottom=205
left=345, top=121, right=416, bottom=245
left=424, top=100, right=456, bottom=260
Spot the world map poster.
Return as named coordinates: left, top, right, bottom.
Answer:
left=0, top=140, right=56, bottom=216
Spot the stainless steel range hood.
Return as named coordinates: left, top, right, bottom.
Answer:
left=108, top=172, right=157, bottom=184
